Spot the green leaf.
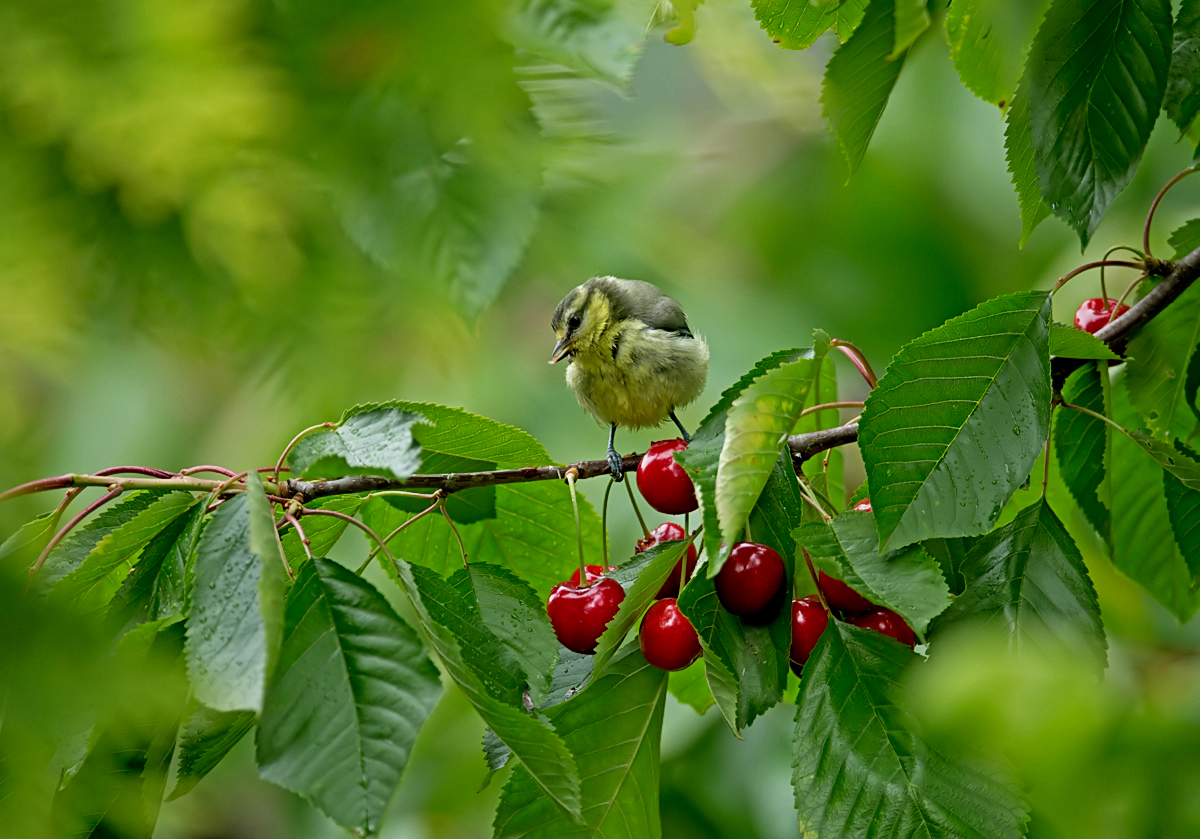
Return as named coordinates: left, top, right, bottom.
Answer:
left=51, top=492, right=200, bottom=611
left=1024, top=0, right=1173, bottom=245
left=1110, top=386, right=1200, bottom=619
left=934, top=499, right=1106, bottom=666
left=859, top=291, right=1053, bottom=551
left=1128, top=429, right=1200, bottom=489
left=751, top=0, right=868, bottom=51
left=505, top=0, right=651, bottom=87
left=287, top=406, right=426, bottom=480
left=1050, top=324, right=1122, bottom=360
left=892, top=0, right=930, bottom=57
left=793, top=623, right=1028, bottom=838
left=1164, top=468, right=1200, bottom=582
left=0, top=511, right=54, bottom=574
left=1169, top=218, right=1200, bottom=260
left=258, top=558, right=442, bottom=835
left=1126, top=280, right=1200, bottom=441
left=108, top=503, right=206, bottom=626
left=921, top=536, right=974, bottom=595
left=167, top=701, right=255, bottom=801
left=493, top=648, right=667, bottom=838
left=821, top=0, right=910, bottom=176
left=185, top=494, right=284, bottom=713
left=795, top=513, right=951, bottom=635
left=280, top=494, right=366, bottom=573
left=1166, top=2, right=1200, bottom=134
left=717, top=349, right=824, bottom=561
left=798, top=355, right=844, bottom=513
left=945, top=0, right=1046, bottom=107
left=1004, top=87, right=1053, bottom=247
left=36, top=491, right=167, bottom=592
left=1055, top=364, right=1113, bottom=541
left=668, top=658, right=714, bottom=714
left=399, top=401, right=552, bottom=466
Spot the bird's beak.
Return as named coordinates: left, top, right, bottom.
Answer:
left=550, top=337, right=573, bottom=364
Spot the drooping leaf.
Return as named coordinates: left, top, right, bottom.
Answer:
left=493, top=647, right=667, bottom=838
left=1169, top=218, right=1200, bottom=260
left=859, top=291, right=1053, bottom=551
left=1126, top=280, right=1200, bottom=441
left=945, top=0, right=1047, bottom=107
left=933, top=499, right=1106, bottom=667
left=793, top=623, right=1028, bottom=839
left=751, top=0, right=868, bottom=50
left=1164, top=468, right=1200, bottom=582
left=258, top=558, right=442, bottom=835
left=716, top=347, right=825, bottom=562
left=795, top=512, right=951, bottom=636
left=1166, top=2, right=1200, bottom=135
left=1050, top=324, right=1122, bottom=360
left=892, top=0, right=930, bottom=57
left=1055, top=363, right=1113, bottom=541
left=51, top=492, right=200, bottom=612
left=667, top=658, right=714, bottom=714
left=505, top=0, right=651, bottom=87
left=1129, top=429, right=1200, bottom=489
left=1004, top=87, right=1053, bottom=247
left=1023, top=0, right=1173, bottom=245
left=36, top=491, right=167, bottom=592
left=167, top=701, right=255, bottom=801
left=821, top=0, right=910, bottom=176
left=0, top=511, right=54, bottom=575
left=287, top=405, right=426, bottom=480
left=108, top=502, right=206, bottom=626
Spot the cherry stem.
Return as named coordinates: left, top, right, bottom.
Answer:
left=47, top=487, right=83, bottom=540
left=27, top=486, right=124, bottom=585
left=273, top=422, right=336, bottom=484
left=830, top=341, right=878, bottom=389
left=1111, top=271, right=1149, bottom=320
left=357, top=496, right=442, bottom=573
left=743, top=518, right=754, bottom=543
left=799, top=401, right=865, bottom=420
left=1144, top=165, right=1199, bottom=259
left=566, top=469, right=587, bottom=587
left=1051, top=260, right=1144, bottom=293
left=1058, top=401, right=1134, bottom=442
left=440, top=501, right=470, bottom=568
left=281, top=509, right=311, bottom=563
left=302, top=508, right=394, bottom=572
left=600, top=479, right=615, bottom=570
left=622, top=478, right=650, bottom=538
left=801, top=549, right=831, bottom=612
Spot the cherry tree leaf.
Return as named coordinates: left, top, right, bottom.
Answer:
left=892, top=0, right=930, bottom=58
left=1126, top=281, right=1200, bottom=442
left=1166, top=2, right=1200, bottom=135
left=1005, top=87, right=1053, bottom=247
left=1050, top=324, right=1122, bottom=360
left=167, top=701, right=255, bottom=801
left=287, top=405, right=426, bottom=480
left=752, top=0, right=869, bottom=51
left=945, top=0, right=1047, bottom=107
left=1054, top=363, right=1113, bottom=541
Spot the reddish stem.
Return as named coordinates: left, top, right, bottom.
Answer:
left=1144, top=165, right=1199, bottom=258
left=830, top=341, right=878, bottom=389
left=94, top=466, right=176, bottom=479
left=27, top=486, right=124, bottom=583
left=0, top=475, right=76, bottom=503
left=1051, top=260, right=1143, bottom=292
left=181, top=465, right=238, bottom=477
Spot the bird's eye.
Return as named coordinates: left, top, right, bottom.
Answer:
left=568, top=314, right=582, bottom=331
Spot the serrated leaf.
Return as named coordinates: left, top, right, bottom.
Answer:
left=795, top=512, right=951, bottom=635
left=821, top=0, right=910, bottom=176
left=108, top=503, right=206, bottom=626
left=1126, top=280, right=1200, bottom=441
left=287, top=406, right=426, bottom=480
left=933, top=499, right=1106, bottom=666
left=258, top=558, right=442, bottom=834
left=1055, top=363, right=1113, bottom=540
left=51, top=492, right=200, bottom=611
left=1110, top=384, right=1200, bottom=619
left=1024, top=0, right=1173, bottom=245
left=167, top=701, right=255, bottom=801
left=399, top=400, right=552, bottom=466
left=793, top=623, right=1028, bottom=839
left=185, top=493, right=284, bottom=713
left=1005, top=87, right=1053, bottom=247
left=1169, top=218, right=1200, bottom=260
left=1166, top=2, right=1200, bottom=134
left=751, top=0, right=868, bottom=50
left=0, top=511, right=55, bottom=573
left=1164, top=468, right=1200, bottom=582
left=945, top=0, right=1046, bottom=107
left=505, top=0, right=650, bottom=87
left=717, top=351, right=824, bottom=558
left=892, top=0, right=930, bottom=57
left=860, top=291, right=1053, bottom=551
left=493, top=647, right=666, bottom=839
left=921, top=536, right=974, bottom=595
left=1128, top=429, right=1200, bottom=488
left=280, top=494, right=366, bottom=572
left=1050, top=324, right=1122, bottom=360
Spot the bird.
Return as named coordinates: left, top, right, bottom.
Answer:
left=550, top=276, right=709, bottom=481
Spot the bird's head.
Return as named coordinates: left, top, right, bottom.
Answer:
left=549, top=280, right=616, bottom=363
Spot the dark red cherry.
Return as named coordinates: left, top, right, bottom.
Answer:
left=849, top=607, right=916, bottom=648
left=1074, top=297, right=1130, bottom=334
left=789, top=596, right=829, bottom=676
left=817, top=571, right=874, bottom=615
left=638, top=598, right=702, bottom=671
left=636, top=522, right=699, bottom=598
left=567, top=564, right=617, bottom=586
left=636, top=439, right=699, bottom=515
left=547, top=577, right=626, bottom=654
left=852, top=498, right=872, bottom=512
left=714, top=542, right=785, bottom=620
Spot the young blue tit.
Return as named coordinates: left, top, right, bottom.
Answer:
left=550, top=276, right=709, bottom=481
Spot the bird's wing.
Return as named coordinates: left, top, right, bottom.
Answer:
left=606, top=278, right=692, bottom=335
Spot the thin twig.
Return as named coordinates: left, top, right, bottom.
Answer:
left=94, top=466, right=176, bottom=479
left=798, top=401, right=864, bottom=419
left=180, top=465, right=238, bottom=477
left=27, top=486, right=124, bottom=584
left=282, top=510, right=312, bottom=563
left=302, top=508, right=400, bottom=574
left=623, top=478, right=649, bottom=538
left=1144, top=164, right=1198, bottom=259
left=440, top=502, right=470, bottom=568
left=273, top=422, right=336, bottom=484
left=357, top=499, right=441, bottom=573
left=830, top=340, right=878, bottom=389
left=1051, top=260, right=1144, bottom=293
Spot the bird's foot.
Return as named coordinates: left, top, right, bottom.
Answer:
left=607, top=448, right=625, bottom=482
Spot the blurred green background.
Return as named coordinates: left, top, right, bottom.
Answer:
left=3, top=0, right=1200, bottom=836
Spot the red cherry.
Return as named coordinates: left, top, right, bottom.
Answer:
left=817, top=571, right=874, bottom=614
left=638, top=598, right=702, bottom=671
left=852, top=498, right=872, bottom=512
left=715, top=542, right=785, bottom=620
left=849, top=607, right=916, bottom=648
left=789, top=596, right=828, bottom=676
left=547, top=577, right=626, bottom=654
left=636, top=522, right=699, bottom=598
left=636, top=439, right=699, bottom=515
left=567, top=564, right=617, bottom=586
left=1074, top=297, right=1130, bottom=334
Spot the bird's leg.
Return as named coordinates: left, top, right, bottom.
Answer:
left=606, top=423, right=624, bottom=482
left=669, top=411, right=691, bottom=443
